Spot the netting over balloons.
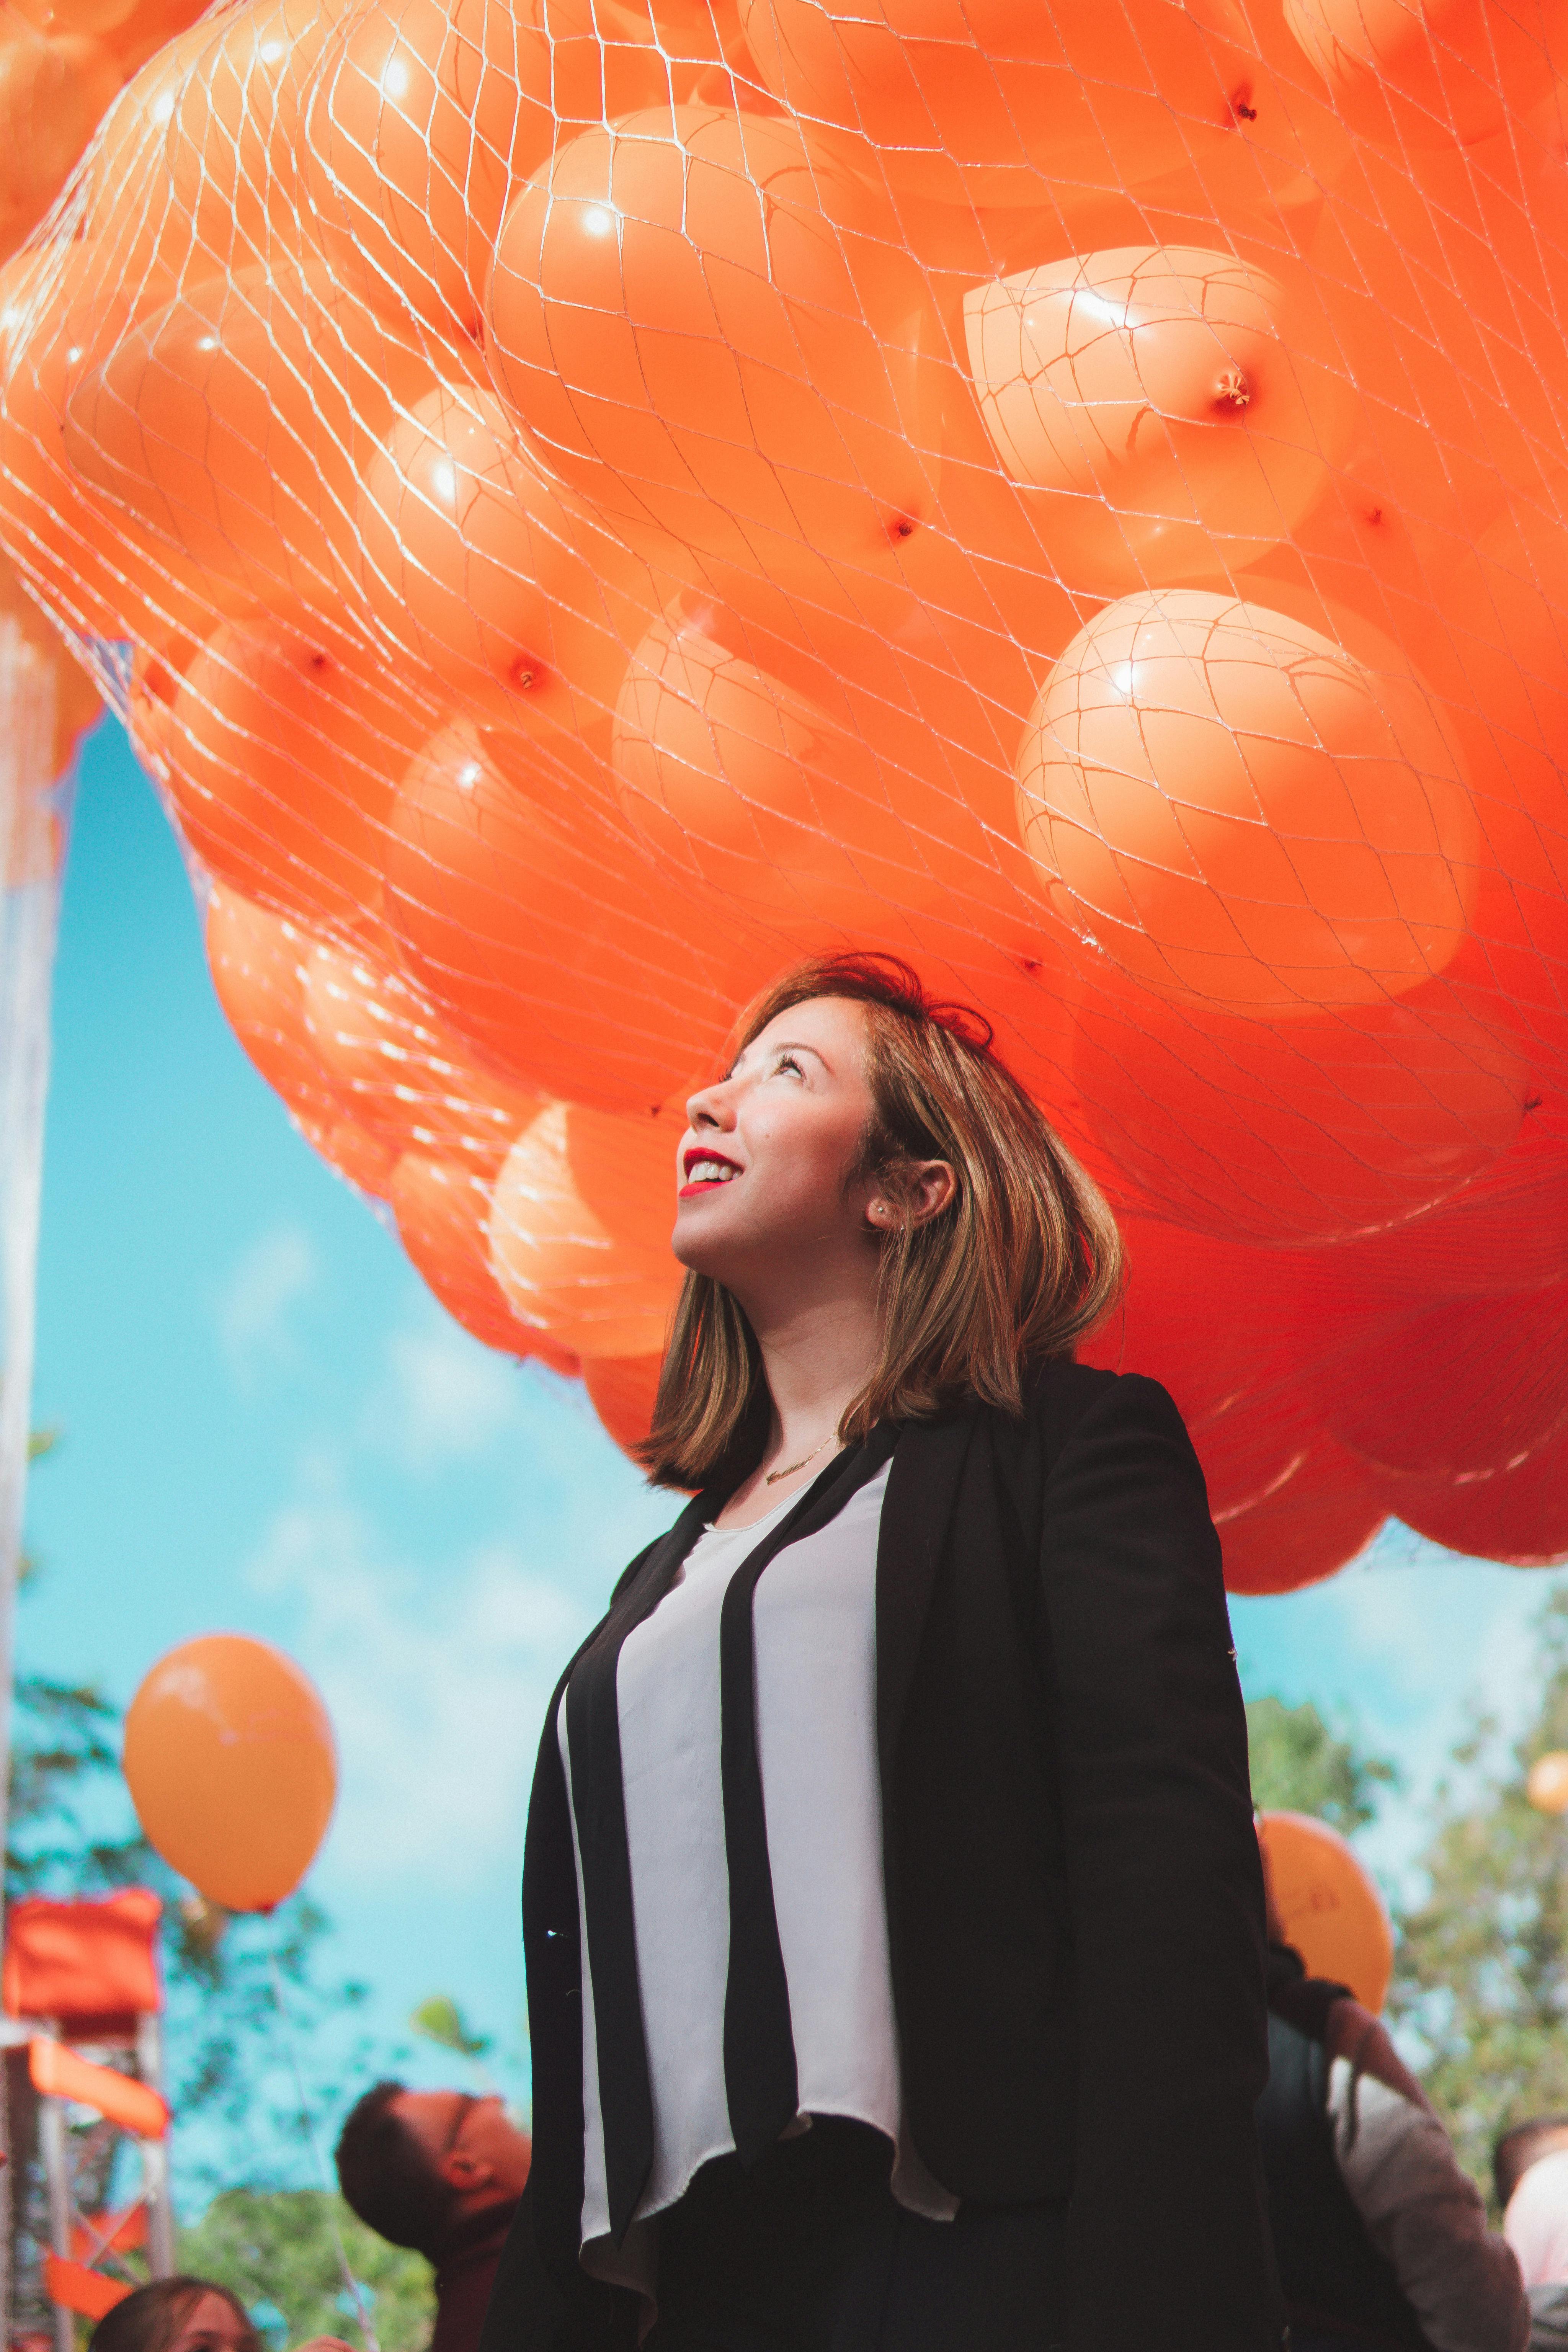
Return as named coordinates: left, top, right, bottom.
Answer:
left=6, top=0, right=1568, bottom=1587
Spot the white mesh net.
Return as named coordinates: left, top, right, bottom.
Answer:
left=5, top=0, right=1568, bottom=1587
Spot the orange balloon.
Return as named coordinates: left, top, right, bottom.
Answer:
left=356, top=382, right=657, bottom=729
left=390, top=1150, right=579, bottom=1365
left=297, top=1108, right=400, bottom=1197
left=582, top=1352, right=663, bottom=1460
left=1217, top=1442, right=1386, bottom=1597
left=1285, top=0, right=1568, bottom=147
left=160, top=0, right=351, bottom=281
left=0, top=246, right=213, bottom=648
left=302, top=939, right=540, bottom=1169
left=614, top=613, right=956, bottom=928
left=63, top=261, right=427, bottom=615
left=302, top=0, right=554, bottom=337
left=1366, top=1424, right=1568, bottom=1566
left=147, top=610, right=433, bottom=933
left=1256, top=1812, right=1393, bottom=2012
left=963, top=248, right=1358, bottom=597
left=206, top=886, right=346, bottom=1130
left=1325, top=1284, right=1568, bottom=1479
left=738, top=0, right=1267, bottom=212
left=123, top=1635, right=336, bottom=1913
left=489, top=1101, right=683, bottom=1356
left=0, top=24, right=119, bottom=252
left=1070, top=981, right=1527, bottom=1244
left=1017, top=592, right=1481, bottom=1018
left=1527, top=1751, right=1568, bottom=1815
left=484, top=105, right=942, bottom=618
left=384, top=722, right=749, bottom=1111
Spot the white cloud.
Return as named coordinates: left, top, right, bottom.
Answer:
left=372, top=1317, right=523, bottom=1472
left=216, top=1226, right=317, bottom=1383
left=247, top=1470, right=595, bottom=1893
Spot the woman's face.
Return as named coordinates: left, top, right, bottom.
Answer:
left=166, top=2293, right=257, bottom=2352
left=673, top=996, right=880, bottom=1288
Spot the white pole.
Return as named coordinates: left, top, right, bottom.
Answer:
left=0, top=616, right=70, bottom=2335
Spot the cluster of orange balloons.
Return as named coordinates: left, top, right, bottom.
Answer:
left=4, top=0, right=1568, bottom=1587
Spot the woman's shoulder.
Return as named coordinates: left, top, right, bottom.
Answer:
left=1017, top=1353, right=1188, bottom=1447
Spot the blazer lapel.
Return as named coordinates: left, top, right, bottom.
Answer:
left=875, top=1409, right=975, bottom=1783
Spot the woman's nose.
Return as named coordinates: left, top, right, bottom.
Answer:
left=687, top=1075, right=737, bottom=1129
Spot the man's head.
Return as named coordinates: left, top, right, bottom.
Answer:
left=1497, top=2117, right=1568, bottom=2214
left=336, top=2082, right=531, bottom=2259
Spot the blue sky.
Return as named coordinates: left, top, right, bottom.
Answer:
left=21, top=714, right=1565, bottom=2208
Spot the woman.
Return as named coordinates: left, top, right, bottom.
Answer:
left=487, top=954, right=1283, bottom=2352
left=91, top=2281, right=261, bottom=2352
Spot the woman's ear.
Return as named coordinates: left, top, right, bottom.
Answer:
left=908, top=1160, right=956, bottom=1225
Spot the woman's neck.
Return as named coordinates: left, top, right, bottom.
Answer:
left=714, top=1287, right=882, bottom=1529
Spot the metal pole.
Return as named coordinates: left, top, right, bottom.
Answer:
left=0, top=617, right=70, bottom=2336
left=37, top=2042, right=73, bottom=2352
left=136, top=2013, right=175, bottom=2278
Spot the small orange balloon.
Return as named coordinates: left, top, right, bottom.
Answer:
left=489, top=1101, right=682, bottom=1357
left=63, top=261, right=411, bottom=615
left=1285, top=0, right=1568, bottom=147
left=390, top=1150, right=578, bottom=1366
left=1257, top=1810, right=1394, bottom=2012
left=1018, top=592, right=1481, bottom=1017
left=963, top=248, right=1358, bottom=597
left=205, top=886, right=346, bottom=1133
left=738, top=0, right=1263, bottom=212
left=484, top=105, right=942, bottom=616
left=1527, top=1752, right=1568, bottom=1815
left=302, top=0, right=554, bottom=337
left=123, top=1635, right=336, bottom=1913
left=356, top=382, right=657, bottom=728
left=302, top=939, right=540, bottom=1171
left=0, top=25, right=119, bottom=249
left=384, top=722, right=748, bottom=1112
left=148, top=611, right=433, bottom=933
left=583, top=1353, right=663, bottom=1460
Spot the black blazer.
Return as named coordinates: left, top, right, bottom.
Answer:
left=483, top=1359, right=1285, bottom=2352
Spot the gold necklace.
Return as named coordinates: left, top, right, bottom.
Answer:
left=764, top=1432, right=834, bottom=1485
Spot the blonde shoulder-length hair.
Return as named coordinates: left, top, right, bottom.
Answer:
left=639, top=953, right=1124, bottom=1493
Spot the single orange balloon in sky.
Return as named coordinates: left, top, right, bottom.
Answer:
left=1018, top=591, right=1481, bottom=1018
left=1528, top=1752, right=1568, bottom=1816
left=123, top=1635, right=336, bottom=1913
left=1257, top=1811, right=1394, bottom=2012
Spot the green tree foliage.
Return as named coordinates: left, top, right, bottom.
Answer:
left=1246, top=1694, right=1398, bottom=1833
left=178, top=2191, right=433, bottom=2352
left=1390, top=1587, right=1568, bottom=2203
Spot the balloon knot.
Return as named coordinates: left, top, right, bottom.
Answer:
left=1212, top=369, right=1251, bottom=412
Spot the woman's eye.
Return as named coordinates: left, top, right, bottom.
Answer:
left=777, top=1053, right=802, bottom=1077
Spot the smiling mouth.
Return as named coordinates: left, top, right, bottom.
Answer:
left=681, top=1152, right=741, bottom=1195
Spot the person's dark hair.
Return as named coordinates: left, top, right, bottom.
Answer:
left=91, top=2278, right=255, bottom=2352
left=641, top=952, right=1124, bottom=1490
left=1496, top=2115, right=1568, bottom=2212
left=336, top=2078, right=457, bottom=2257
